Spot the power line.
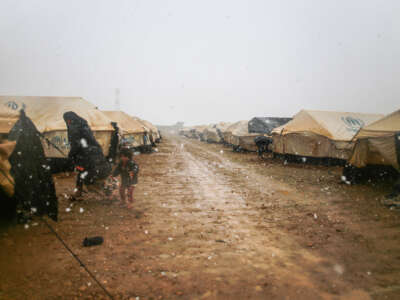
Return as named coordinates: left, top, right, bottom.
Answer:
left=41, top=217, right=115, bottom=300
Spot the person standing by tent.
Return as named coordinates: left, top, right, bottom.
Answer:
left=107, top=122, right=119, bottom=164
left=63, top=112, right=111, bottom=199
left=111, top=148, right=139, bottom=208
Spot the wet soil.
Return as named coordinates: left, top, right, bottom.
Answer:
left=1, top=135, right=400, bottom=300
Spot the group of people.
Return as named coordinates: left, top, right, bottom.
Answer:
left=64, top=112, right=140, bottom=208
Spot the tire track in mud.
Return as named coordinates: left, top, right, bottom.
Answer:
left=167, top=137, right=367, bottom=299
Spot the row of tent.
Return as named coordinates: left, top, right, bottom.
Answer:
left=0, top=96, right=160, bottom=158
left=0, top=96, right=160, bottom=220
left=180, top=109, right=400, bottom=175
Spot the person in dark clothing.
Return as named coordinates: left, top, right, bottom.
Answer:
left=111, top=148, right=139, bottom=208
left=8, top=110, right=58, bottom=221
left=63, top=112, right=111, bottom=198
left=107, top=122, right=119, bottom=164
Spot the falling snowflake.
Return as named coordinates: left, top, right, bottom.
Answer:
left=333, top=264, right=344, bottom=275
left=79, top=207, right=84, bottom=213
left=80, top=138, right=88, bottom=148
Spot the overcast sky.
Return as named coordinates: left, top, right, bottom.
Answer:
left=0, top=0, right=399, bottom=125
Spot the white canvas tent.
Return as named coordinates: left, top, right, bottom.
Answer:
left=271, top=110, right=384, bottom=160
left=349, top=109, right=400, bottom=170
left=102, top=111, right=148, bottom=148
left=0, top=96, right=114, bottom=158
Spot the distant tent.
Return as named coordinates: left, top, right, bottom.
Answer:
left=224, top=120, right=259, bottom=151
left=194, top=125, right=208, bottom=141
left=349, top=109, right=400, bottom=170
left=103, top=111, right=148, bottom=148
left=203, top=125, right=221, bottom=143
left=4, top=111, right=58, bottom=221
left=187, top=128, right=198, bottom=139
left=248, top=117, right=292, bottom=135
left=0, top=96, right=114, bottom=158
left=271, top=110, right=384, bottom=160
left=180, top=127, right=192, bottom=138
left=130, top=117, right=155, bottom=147
left=215, top=122, right=232, bottom=143
left=139, top=119, right=160, bottom=143
left=223, top=121, right=247, bottom=145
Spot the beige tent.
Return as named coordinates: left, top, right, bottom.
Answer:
left=225, top=120, right=259, bottom=151
left=223, top=121, right=244, bottom=145
left=140, top=119, right=160, bottom=141
left=180, top=127, right=192, bottom=138
left=130, top=117, right=155, bottom=145
left=0, top=96, right=114, bottom=158
left=185, top=125, right=207, bottom=140
left=0, top=140, right=16, bottom=197
left=202, top=125, right=221, bottom=143
left=349, top=109, right=400, bottom=170
left=0, top=103, right=19, bottom=140
left=103, top=111, right=148, bottom=147
left=195, top=125, right=209, bottom=141
left=214, top=122, right=232, bottom=143
left=271, top=110, right=384, bottom=160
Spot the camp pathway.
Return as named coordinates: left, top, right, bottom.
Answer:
left=1, top=135, right=400, bottom=299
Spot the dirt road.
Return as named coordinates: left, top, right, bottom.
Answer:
left=1, top=135, right=400, bottom=299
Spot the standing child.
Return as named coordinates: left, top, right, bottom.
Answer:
left=111, top=148, right=139, bottom=208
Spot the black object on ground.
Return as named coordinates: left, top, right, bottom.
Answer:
left=83, top=236, right=104, bottom=247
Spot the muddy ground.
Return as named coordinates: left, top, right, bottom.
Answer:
left=1, top=134, right=400, bottom=300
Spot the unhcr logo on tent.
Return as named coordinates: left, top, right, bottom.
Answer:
left=341, top=116, right=365, bottom=132
left=5, top=101, right=26, bottom=111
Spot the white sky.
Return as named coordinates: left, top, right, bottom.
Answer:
left=0, top=0, right=399, bottom=125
